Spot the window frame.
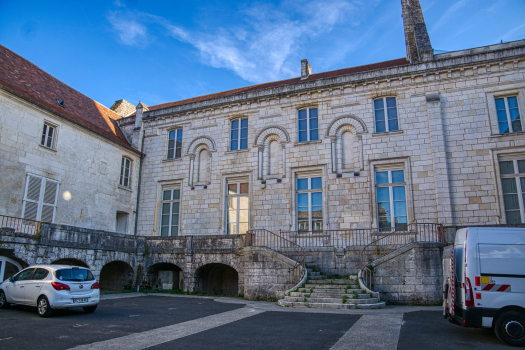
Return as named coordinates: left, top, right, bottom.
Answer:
left=296, top=175, right=323, bottom=232
left=160, top=187, right=181, bottom=236
left=373, top=97, right=399, bottom=133
left=498, top=158, right=525, bottom=224
left=119, top=157, right=132, bottom=188
left=226, top=180, right=249, bottom=235
left=22, top=174, right=59, bottom=223
left=230, top=117, right=248, bottom=151
left=495, top=96, right=522, bottom=134
left=297, top=107, right=319, bottom=143
left=167, top=128, right=183, bottom=159
left=40, top=121, right=58, bottom=150
left=375, top=169, right=408, bottom=231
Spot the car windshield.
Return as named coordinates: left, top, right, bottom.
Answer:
left=55, top=269, right=94, bottom=282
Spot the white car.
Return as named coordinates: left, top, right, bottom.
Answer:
left=0, top=265, right=100, bottom=317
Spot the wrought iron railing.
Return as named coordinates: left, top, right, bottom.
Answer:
left=246, top=229, right=305, bottom=281
left=359, top=223, right=444, bottom=291
left=0, top=214, right=42, bottom=235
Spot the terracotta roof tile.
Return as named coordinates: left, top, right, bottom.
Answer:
left=146, top=57, right=409, bottom=112
left=0, top=44, right=134, bottom=150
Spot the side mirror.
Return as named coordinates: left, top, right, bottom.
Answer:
left=9, top=277, right=15, bottom=282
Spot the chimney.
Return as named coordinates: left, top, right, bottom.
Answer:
left=402, top=0, right=433, bottom=63
left=132, top=101, right=148, bottom=149
left=301, top=59, right=312, bottom=80
left=110, top=99, right=136, bottom=117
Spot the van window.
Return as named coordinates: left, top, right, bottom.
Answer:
left=55, top=269, right=94, bottom=282
left=479, top=244, right=525, bottom=276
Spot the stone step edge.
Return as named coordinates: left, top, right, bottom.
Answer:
left=278, top=300, right=386, bottom=309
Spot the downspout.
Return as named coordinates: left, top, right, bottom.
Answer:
left=134, top=130, right=146, bottom=238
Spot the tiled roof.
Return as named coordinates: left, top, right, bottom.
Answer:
left=146, top=57, right=409, bottom=112
left=0, top=45, right=135, bottom=151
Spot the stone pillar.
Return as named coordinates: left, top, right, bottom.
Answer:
left=132, top=101, right=148, bottom=150
left=425, top=93, right=454, bottom=226
left=401, top=0, right=433, bottom=63
left=301, top=59, right=312, bottom=80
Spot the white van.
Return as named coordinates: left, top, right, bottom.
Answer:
left=443, top=227, right=525, bottom=346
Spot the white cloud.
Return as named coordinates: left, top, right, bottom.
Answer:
left=108, top=11, right=148, bottom=46
left=430, top=0, right=470, bottom=33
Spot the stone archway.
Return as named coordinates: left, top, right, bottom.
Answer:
left=99, top=261, right=134, bottom=291
left=51, top=258, right=89, bottom=268
left=194, top=263, right=238, bottom=296
left=146, top=263, right=183, bottom=290
left=0, top=256, right=25, bottom=282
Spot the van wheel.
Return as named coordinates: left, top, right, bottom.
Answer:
left=37, top=296, right=53, bottom=317
left=494, top=311, right=525, bottom=347
left=83, top=305, right=97, bottom=313
left=0, top=290, right=9, bottom=309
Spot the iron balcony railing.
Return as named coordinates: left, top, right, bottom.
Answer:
left=0, top=214, right=42, bottom=235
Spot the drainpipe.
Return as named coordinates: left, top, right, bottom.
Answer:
left=133, top=130, right=146, bottom=238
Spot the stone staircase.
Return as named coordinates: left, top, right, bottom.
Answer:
left=278, top=268, right=386, bottom=309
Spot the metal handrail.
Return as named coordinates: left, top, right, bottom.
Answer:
left=359, top=223, right=444, bottom=291
left=246, top=229, right=306, bottom=277
left=0, top=214, right=42, bottom=235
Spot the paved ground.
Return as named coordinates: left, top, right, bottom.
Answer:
left=0, top=294, right=511, bottom=350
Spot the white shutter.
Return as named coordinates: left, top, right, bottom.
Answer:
left=41, top=180, right=58, bottom=223
left=22, top=175, right=42, bottom=220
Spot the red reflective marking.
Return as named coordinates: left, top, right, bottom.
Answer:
left=482, top=284, right=494, bottom=291
left=475, top=276, right=480, bottom=286
left=497, top=285, right=510, bottom=292
left=475, top=293, right=481, bottom=299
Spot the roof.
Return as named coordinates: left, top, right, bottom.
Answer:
left=0, top=45, right=135, bottom=151
left=145, top=57, right=409, bottom=112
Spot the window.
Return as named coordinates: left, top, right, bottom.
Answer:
left=298, top=108, right=318, bottom=142
left=120, top=157, right=131, bottom=188
left=297, top=176, right=323, bottom=231
left=167, top=129, right=183, bottom=159
left=499, top=158, right=525, bottom=223
left=231, top=118, right=248, bottom=150
left=41, top=123, right=57, bottom=149
left=32, top=268, right=49, bottom=280
left=376, top=169, right=407, bottom=230
left=55, top=269, right=94, bottom=282
left=496, top=96, right=522, bottom=134
left=227, top=181, right=249, bottom=234
left=116, top=212, right=129, bottom=234
left=14, top=268, right=35, bottom=281
left=374, top=97, right=398, bottom=133
left=22, top=174, right=59, bottom=222
left=161, top=188, right=181, bottom=236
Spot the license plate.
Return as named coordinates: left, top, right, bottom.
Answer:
left=73, top=298, right=88, bottom=303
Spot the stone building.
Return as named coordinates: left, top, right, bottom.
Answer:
left=1, top=0, right=525, bottom=304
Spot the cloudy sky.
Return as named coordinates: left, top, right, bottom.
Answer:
left=1, top=0, right=525, bottom=108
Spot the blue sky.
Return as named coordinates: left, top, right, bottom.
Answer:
left=1, top=0, right=525, bottom=109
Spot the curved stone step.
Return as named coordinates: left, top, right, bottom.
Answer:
left=284, top=296, right=380, bottom=304
left=291, top=291, right=363, bottom=297
left=304, top=284, right=360, bottom=290
left=356, top=302, right=386, bottom=309
left=308, top=276, right=327, bottom=280
left=278, top=299, right=386, bottom=310
left=307, top=280, right=355, bottom=285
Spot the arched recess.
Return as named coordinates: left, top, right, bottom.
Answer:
left=326, top=116, right=366, bottom=175
left=254, top=126, right=290, bottom=180
left=146, top=263, right=183, bottom=290
left=51, top=258, right=89, bottom=268
left=187, top=136, right=216, bottom=187
left=194, top=263, right=238, bottom=296
left=0, top=256, right=25, bottom=282
left=99, top=261, right=134, bottom=291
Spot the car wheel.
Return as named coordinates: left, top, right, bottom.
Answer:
left=37, top=296, right=53, bottom=318
left=0, top=290, right=9, bottom=309
left=83, top=305, right=97, bottom=313
left=494, top=311, right=525, bottom=347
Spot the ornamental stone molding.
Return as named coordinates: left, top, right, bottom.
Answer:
left=326, top=115, right=368, bottom=137
left=186, top=136, right=217, bottom=155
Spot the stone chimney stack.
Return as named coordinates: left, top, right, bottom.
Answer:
left=132, top=101, right=148, bottom=150
left=110, top=99, right=136, bottom=117
left=401, top=0, right=434, bottom=63
left=301, top=59, right=312, bottom=80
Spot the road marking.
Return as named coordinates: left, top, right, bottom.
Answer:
left=129, top=315, right=140, bottom=317
left=73, top=324, right=88, bottom=328
left=70, top=307, right=264, bottom=350
left=0, top=337, right=13, bottom=341
left=330, top=314, right=404, bottom=350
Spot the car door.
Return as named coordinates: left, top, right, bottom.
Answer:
left=8, top=268, right=35, bottom=304
left=24, top=268, right=49, bottom=306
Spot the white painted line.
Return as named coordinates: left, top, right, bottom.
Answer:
left=330, top=314, right=404, bottom=350
left=69, top=307, right=264, bottom=350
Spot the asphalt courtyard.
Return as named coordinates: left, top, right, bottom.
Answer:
left=0, top=294, right=511, bottom=350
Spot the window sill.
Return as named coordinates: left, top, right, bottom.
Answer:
left=163, top=157, right=183, bottom=163
left=294, top=140, right=322, bottom=146
left=118, top=185, right=132, bottom=192
left=39, top=144, right=57, bottom=153
left=489, top=131, right=525, bottom=138
left=372, top=130, right=404, bottom=137
left=226, top=148, right=250, bottom=154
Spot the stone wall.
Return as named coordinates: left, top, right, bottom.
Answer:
left=369, top=242, right=446, bottom=305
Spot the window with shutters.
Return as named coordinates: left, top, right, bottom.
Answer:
left=41, top=122, right=58, bottom=149
left=160, top=188, right=181, bottom=236
left=119, top=157, right=131, bottom=188
left=22, top=174, right=59, bottom=223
